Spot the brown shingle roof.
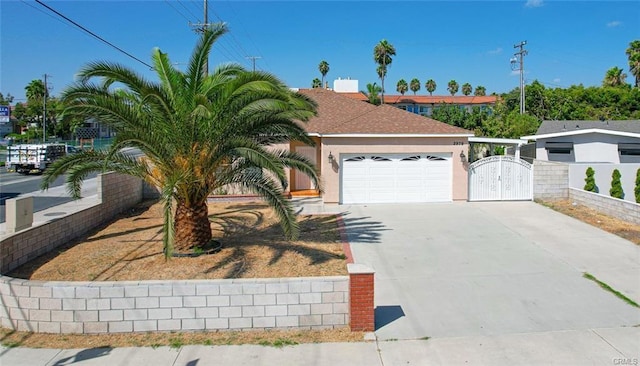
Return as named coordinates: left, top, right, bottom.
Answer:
left=298, top=88, right=472, bottom=135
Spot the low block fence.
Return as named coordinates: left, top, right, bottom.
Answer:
left=0, top=172, right=376, bottom=334
left=569, top=188, right=640, bottom=225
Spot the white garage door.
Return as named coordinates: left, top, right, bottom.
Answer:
left=341, top=154, right=452, bottom=204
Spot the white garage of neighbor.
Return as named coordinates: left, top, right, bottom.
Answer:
left=341, top=153, right=452, bottom=204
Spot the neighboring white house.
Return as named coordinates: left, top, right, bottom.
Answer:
left=522, top=120, right=640, bottom=164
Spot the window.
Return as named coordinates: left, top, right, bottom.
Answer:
left=545, top=142, right=573, bottom=154
left=371, top=156, right=391, bottom=161
left=425, top=155, right=446, bottom=161
left=345, top=156, right=365, bottom=162
left=619, top=143, right=640, bottom=156
left=401, top=156, right=421, bottom=161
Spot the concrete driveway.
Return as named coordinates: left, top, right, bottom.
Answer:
left=340, top=201, right=640, bottom=340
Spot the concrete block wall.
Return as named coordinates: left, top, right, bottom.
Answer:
left=533, top=160, right=569, bottom=200
left=0, top=276, right=349, bottom=334
left=0, top=172, right=144, bottom=274
left=569, top=188, right=640, bottom=225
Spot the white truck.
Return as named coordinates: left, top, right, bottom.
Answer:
left=6, top=143, right=68, bottom=174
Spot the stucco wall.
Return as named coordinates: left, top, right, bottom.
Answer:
left=568, top=163, right=640, bottom=203
left=320, top=137, right=469, bottom=203
left=535, top=134, right=640, bottom=164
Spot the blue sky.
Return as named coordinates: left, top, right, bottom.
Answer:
left=1, top=1, right=639, bottom=103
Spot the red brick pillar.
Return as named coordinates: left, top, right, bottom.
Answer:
left=348, top=264, right=375, bottom=332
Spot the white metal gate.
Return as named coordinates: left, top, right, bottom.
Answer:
left=468, top=156, right=533, bottom=201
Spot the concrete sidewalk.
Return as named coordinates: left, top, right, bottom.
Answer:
left=1, top=326, right=637, bottom=365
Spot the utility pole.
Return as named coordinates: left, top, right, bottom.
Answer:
left=245, top=56, right=261, bottom=72
left=42, top=74, right=50, bottom=143
left=510, top=41, right=528, bottom=114
left=190, top=0, right=210, bottom=75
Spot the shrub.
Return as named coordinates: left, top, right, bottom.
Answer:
left=609, top=169, right=624, bottom=199
left=584, top=167, right=597, bottom=192
left=635, top=168, right=640, bottom=203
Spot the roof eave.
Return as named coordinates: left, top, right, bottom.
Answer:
left=522, top=128, right=640, bottom=140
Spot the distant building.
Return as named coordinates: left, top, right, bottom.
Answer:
left=331, top=79, right=497, bottom=117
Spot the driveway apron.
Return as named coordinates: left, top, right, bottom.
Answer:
left=342, top=201, right=640, bottom=340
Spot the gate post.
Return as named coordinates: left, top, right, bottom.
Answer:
left=348, top=263, right=375, bottom=331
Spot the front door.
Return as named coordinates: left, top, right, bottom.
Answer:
left=294, top=146, right=317, bottom=190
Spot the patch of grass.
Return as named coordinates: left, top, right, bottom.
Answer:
left=384, top=338, right=398, bottom=342
left=583, top=272, right=639, bottom=308
left=169, top=336, right=184, bottom=349
left=419, top=336, right=430, bottom=341
left=259, top=338, right=298, bottom=348
left=2, top=341, right=21, bottom=348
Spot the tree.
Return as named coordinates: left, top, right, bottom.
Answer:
left=0, top=92, right=14, bottom=105
left=396, top=79, right=408, bottom=95
left=425, top=79, right=436, bottom=96
left=447, top=80, right=459, bottom=96
left=584, top=167, right=597, bottom=192
left=42, top=23, right=320, bottom=257
left=431, top=104, right=467, bottom=128
left=409, top=78, right=421, bottom=95
left=603, top=67, right=627, bottom=87
left=318, top=60, right=329, bottom=88
left=462, top=83, right=472, bottom=96
left=311, top=78, right=321, bottom=88
left=363, top=82, right=382, bottom=105
left=373, top=39, right=396, bottom=104
left=474, top=86, right=486, bottom=96
left=634, top=168, right=640, bottom=203
left=25, top=79, right=47, bottom=102
left=626, top=40, right=640, bottom=88
left=609, top=169, right=624, bottom=199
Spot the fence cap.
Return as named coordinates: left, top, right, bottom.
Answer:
left=347, top=263, right=375, bottom=275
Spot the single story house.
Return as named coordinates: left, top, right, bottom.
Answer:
left=283, top=88, right=473, bottom=204
left=522, top=120, right=640, bottom=164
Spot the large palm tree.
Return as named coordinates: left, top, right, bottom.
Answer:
left=447, top=80, right=459, bottom=96
left=425, top=79, right=436, bottom=96
left=312, top=78, right=322, bottom=88
left=626, top=40, right=640, bottom=87
left=42, top=24, right=320, bottom=257
left=474, top=85, right=487, bottom=96
left=409, top=78, right=421, bottom=95
left=461, top=83, right=472, bottom=96
left=373, top=39, right=396, bottom=104
left=603, top=66, right=627, bottom=87
left=318, top=60, right=330, bottom=88
left=25, top=79, right=47, bottom=102
left=396, top=79, right=408, bottom=95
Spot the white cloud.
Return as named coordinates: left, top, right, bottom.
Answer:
left=525, top=0, right=543, bottom=8
left=488, top=47, right=503, bottom=55
left=607, top=21, right=622, bottom=27
left=553, top=78, right=561, bottom=83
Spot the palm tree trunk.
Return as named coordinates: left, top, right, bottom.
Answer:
left=174, top=200, right=212, bottom=252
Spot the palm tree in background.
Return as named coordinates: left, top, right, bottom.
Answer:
left=396, top=79, right=408, bottom=95
left=43, top=23, right=320, bottom=257
left=626, top=40, right=640, bottom=87
left=318, top=60, right=330, bottom=88
left=25, top=79, right=47, bottom=102
left=447, top=80, right=459, bottom=96
left=312, top=78, right=322, bottom=88
left=603, top=66, right=627, bottom=87
left=425, top=79, right=436, bottom=96
left=363, top=82, right=382, bottom=105
left=409, top=78, right=421, bottom=95
left=462, top=83, right=472, bottom=96
left=474, top=86, right=487, bottom=96
left=373, top=39, right=396, bottom=104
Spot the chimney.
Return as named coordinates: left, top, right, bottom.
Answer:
left=324, top=81, right=329, bottom=89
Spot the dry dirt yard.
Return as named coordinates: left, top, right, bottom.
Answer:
left=540, top=199, right=640, bottom=245
left=9, top=200, right=348, bottom=281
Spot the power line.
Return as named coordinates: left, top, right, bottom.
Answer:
left=19, top=0, right=72, bottom=29
left=164, top=0, right=193, bottom=23
left=176, top=0, right=200, bottom=23
left=34, top=0, right=153, bottom=70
